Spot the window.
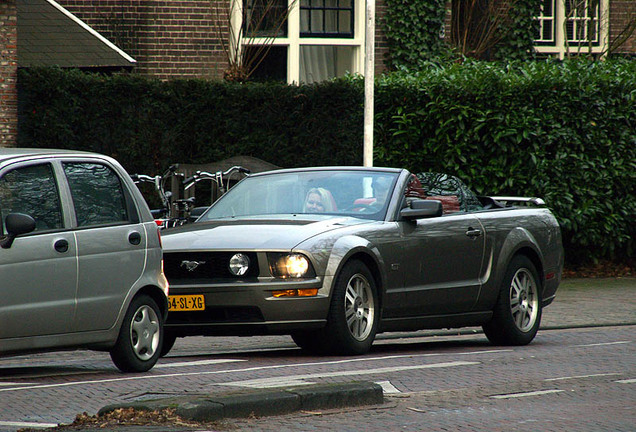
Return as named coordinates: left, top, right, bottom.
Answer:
left=235, top=0, right=364, bottom=84
left=244, top=0, right=288, bottom=37
left=536, top=0, right=556, bottom=44
left=565, top=0, right=599, bottom=44
left=0, top=164, right=63, bottom=233
left=534, top=0, right=607, bottom=59
left=63, top=163, right=129, bottom=227
left=300, top=0, right=354, bottom=38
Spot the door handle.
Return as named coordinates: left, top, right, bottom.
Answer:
left=465, top=228, right=482, bottom=239
left=128, top=231, right=142, bottom=245
left=54, top=239, right=69, bottom=253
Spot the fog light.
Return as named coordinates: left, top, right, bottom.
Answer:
left=229, top=253, right=250, bottom=276
left=272, top=288, right=319, bottom=298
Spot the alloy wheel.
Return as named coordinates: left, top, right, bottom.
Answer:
left=344, top=273, right=375, bottom=341
left=509, top=268, right=539, bottom=332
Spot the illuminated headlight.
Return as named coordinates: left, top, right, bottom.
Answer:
left=229, top=253, right=250, bottom=276
left=268, top=253, right=315, bottom=278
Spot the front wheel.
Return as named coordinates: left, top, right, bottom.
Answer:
left=483, top=256, right=542, bottom=346
left=110, top=295, right=163, bottom=372
left=315, top=260, right=379, bottom=355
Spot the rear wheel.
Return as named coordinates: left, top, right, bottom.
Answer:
left=110, top=295, right=163, bottom=372
left=483, top=256, right=542, bottom=346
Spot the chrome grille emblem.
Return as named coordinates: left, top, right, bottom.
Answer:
left=181, top=260, right=206, bottom=272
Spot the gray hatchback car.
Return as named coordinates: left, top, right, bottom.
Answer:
left=0, top=149, right=168, bottom=372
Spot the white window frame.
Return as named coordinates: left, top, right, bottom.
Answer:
left=232, top=0, right=366, bottom=84
left=534, top=0, right=609, bottom=59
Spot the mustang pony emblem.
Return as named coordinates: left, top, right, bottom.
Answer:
left=181, top=260, right=206, bottom=271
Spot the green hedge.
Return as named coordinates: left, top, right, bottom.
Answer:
left=17, top=60, right=636, bottom=265
left=18, top=69, right=363, bottom=173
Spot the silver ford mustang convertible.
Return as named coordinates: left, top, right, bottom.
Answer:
left=161, top=167, right=563, bottom=356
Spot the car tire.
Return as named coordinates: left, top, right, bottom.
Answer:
left=483, top=255, right=542, bottom=346
left=316, top=260, right=379, bottom=355
left=110, top=294, right=163, bottom=372
left=160, top=330, right=177, bottom=357
left=291, top=330, right=326, bottom=354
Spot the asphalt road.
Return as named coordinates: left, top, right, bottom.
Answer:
left=0, top=277, right=634, bottom=432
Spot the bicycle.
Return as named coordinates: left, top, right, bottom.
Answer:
left=131, top=164, right=193, bottom=229
left=182, top=166, right=251, bottom=221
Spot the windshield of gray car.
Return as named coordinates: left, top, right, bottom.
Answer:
left=197, top=170, right=400, bottom=221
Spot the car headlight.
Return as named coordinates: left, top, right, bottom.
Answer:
left=229, top=253, right=250, bottom=276
left=268, top=253, right=315, bottom=278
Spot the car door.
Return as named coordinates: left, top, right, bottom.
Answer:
left=396, top=175, right=485, bottom=316
left=398, top=213, right=485, bottom=315
left=0, top=161, right=78, bottom=339
left=61, top=161, right=147, bottom=332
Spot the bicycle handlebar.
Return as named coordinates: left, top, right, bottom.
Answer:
left=182, top=166, right=250, bottom=190
left=131, top=173, right=157, bottom=183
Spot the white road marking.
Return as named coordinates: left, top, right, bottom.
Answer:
left=0, top=382, right=37, bottom=386
left=616, top=378, right=636, bottom=384
left=545, top=373, right=620, bottom=382
left=0, top=421, right=58, bottom=429
left=376, top=380, right=401, bottom=394
left=573, top=341, right=630, bottom=348
left=155, top=359, right=245, bottom=368
left=491, top=389, right=565, bottom=399
left=217, top=361, right=480, bottom=388
left=0, top=350, right=503, bottom=393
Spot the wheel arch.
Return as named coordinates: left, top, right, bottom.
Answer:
left=345, top=251, right=384, bottom=309
left=513, top=247, right=544, bottom=289
left=320, top=235, right=387, bottom=310
left=134, top=285, right=169, bottom=320
left=496, top=227, right=546, bottom=290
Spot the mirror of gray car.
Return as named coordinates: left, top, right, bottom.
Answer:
left=1, top=213, right=36, bottom=249
left=400, top=199, right=443, bottom=220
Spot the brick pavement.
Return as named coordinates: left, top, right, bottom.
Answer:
left=4, top=277, right=635, bottom=432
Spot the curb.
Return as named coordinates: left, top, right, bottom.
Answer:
left=99, top=381, right=384, bottom=422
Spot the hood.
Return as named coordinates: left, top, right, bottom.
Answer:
left=161, top=216, right=371, bottom=251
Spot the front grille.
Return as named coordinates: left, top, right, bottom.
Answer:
left=164, top=251, right=259, bottom=281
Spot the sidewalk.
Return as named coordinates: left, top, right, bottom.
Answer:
left=540, top=277, right=636, bottom=329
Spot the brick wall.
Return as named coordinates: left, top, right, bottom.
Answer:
left=0, top=0, right=17, bottom=148
left=58, top=0, right=394, bottom=79
left=609, top=0, right=636, bottom=54
left=374, top=0, right=389, bottom=74
left=57, top=0, right=228, bottom=80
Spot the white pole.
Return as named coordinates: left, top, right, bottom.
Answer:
left=363, top=0, right=375, bottom=167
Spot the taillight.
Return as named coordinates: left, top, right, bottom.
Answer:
left=157, top=227, right=162, bottom=247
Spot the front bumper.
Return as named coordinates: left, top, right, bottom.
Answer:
left=164, top=278, right=330, bottom=336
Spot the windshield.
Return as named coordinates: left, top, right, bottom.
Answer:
left=198, top=170, right=400, bottom=222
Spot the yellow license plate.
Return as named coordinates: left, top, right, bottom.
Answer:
left=168, top=295, right=205, bottom=312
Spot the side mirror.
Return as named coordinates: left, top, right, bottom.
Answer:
left=0, top=213, right=36, bottom=249
left=400, top=199, right=443, bottom=220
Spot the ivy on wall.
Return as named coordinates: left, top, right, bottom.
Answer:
left=383, top=0, right=539, bottom=66
left=382, top=0, right=448, bottom=70
left=491, top=0, right=540, bottom=61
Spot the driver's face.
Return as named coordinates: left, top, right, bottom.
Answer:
left=305, top=193, right=325, bottom=212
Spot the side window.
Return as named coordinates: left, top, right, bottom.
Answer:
left=63, top=163, right=129, bottom=227
left=0, top=163, right=63, bottom=234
